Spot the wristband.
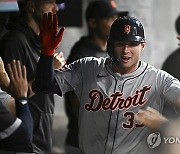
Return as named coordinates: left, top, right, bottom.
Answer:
left=15, top=97, right=28, bottom=105
left=41, top=49, right=55, bottom=56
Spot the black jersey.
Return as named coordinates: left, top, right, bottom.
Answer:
left=0, top=16, right=54, bottom=154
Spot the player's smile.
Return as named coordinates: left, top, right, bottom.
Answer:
left=113, top=41, right=145, bottom=74
left=121, top=56, right=131, bottom=63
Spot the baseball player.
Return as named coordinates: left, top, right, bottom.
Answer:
left=34, top=13, right=180, bottom=154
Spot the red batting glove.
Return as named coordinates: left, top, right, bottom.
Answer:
left=40, top=12, right=65, bottom=56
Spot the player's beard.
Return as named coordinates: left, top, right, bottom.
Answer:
left=95, top=25, right=110, bottom=42
left=32, top=9, right=44, bottom=27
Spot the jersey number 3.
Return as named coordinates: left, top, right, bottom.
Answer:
left=122, top=111, right=144, bottom=129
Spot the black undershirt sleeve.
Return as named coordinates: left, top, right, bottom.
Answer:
left=34, top=54, right=62, bottom=95
left=15, top=98, right=33, bottom=144
left=0, top=100, right=33, bottom=152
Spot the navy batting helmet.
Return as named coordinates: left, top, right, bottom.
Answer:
left=108, top=16, right=145, bottom=43
left=107, top=16, right=145, bottom=63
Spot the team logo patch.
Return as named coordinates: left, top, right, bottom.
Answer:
left=124, top=25, right=131, bottom=34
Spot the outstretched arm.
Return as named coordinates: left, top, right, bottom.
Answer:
left=0, top=57, right=16, bottom=114
left=34, top=12, right=65, bottom=94
left=0, top=57, right=10, bottom=91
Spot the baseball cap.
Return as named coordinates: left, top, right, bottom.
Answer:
left=109, top=16, right=145, bottom=43
left=85, top=0, right=120, bottom=20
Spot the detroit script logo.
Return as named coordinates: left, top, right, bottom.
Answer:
left=85, top=85, right=151, bottom=111
left=85, top=85, right=151, bottom=129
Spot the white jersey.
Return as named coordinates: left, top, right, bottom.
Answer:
left=55, top=57, right=180, bottom=154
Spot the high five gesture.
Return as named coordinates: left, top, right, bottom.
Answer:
left=40, top=12, right=65, bottom=56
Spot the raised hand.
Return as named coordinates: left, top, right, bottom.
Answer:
left=0, top=57, right=10, bottom=90
left=6, top=60, right=28, bottom=99
left=40, top=12, right=65, bottom=56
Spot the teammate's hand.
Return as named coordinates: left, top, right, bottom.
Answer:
left=6, top=60, right=28, bottom=98
left=53, top=52, right=66, bottom=69
left=0, top=57, right=10, bottom=91
left=177, top=35, right=180, bottom=46
left=135, top=107, right=168, bottom=130
left=40, top=12, right=65, bottom=56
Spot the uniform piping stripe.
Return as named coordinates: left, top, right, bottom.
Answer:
left=0, top=118, right=22, bottom=140
left=111, top=63, right=149, bottom=153
left=111, top=109, right=120, bottom=154
left=104, top=60, right=149, bottom=153
left=104, top=110, right=112, bottom=154
left=104, top=60, right=118, bottom=154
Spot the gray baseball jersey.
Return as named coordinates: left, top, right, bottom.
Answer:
left=0, top=88, right=11, bottom=106
left=55, top=57, right=180, bottom=154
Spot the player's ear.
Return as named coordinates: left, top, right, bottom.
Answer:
left=27, top=0, right=36, bottom=13
left=87, top=18, right=97, bottom=29
left=141, top=42, right=146, bottom=51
